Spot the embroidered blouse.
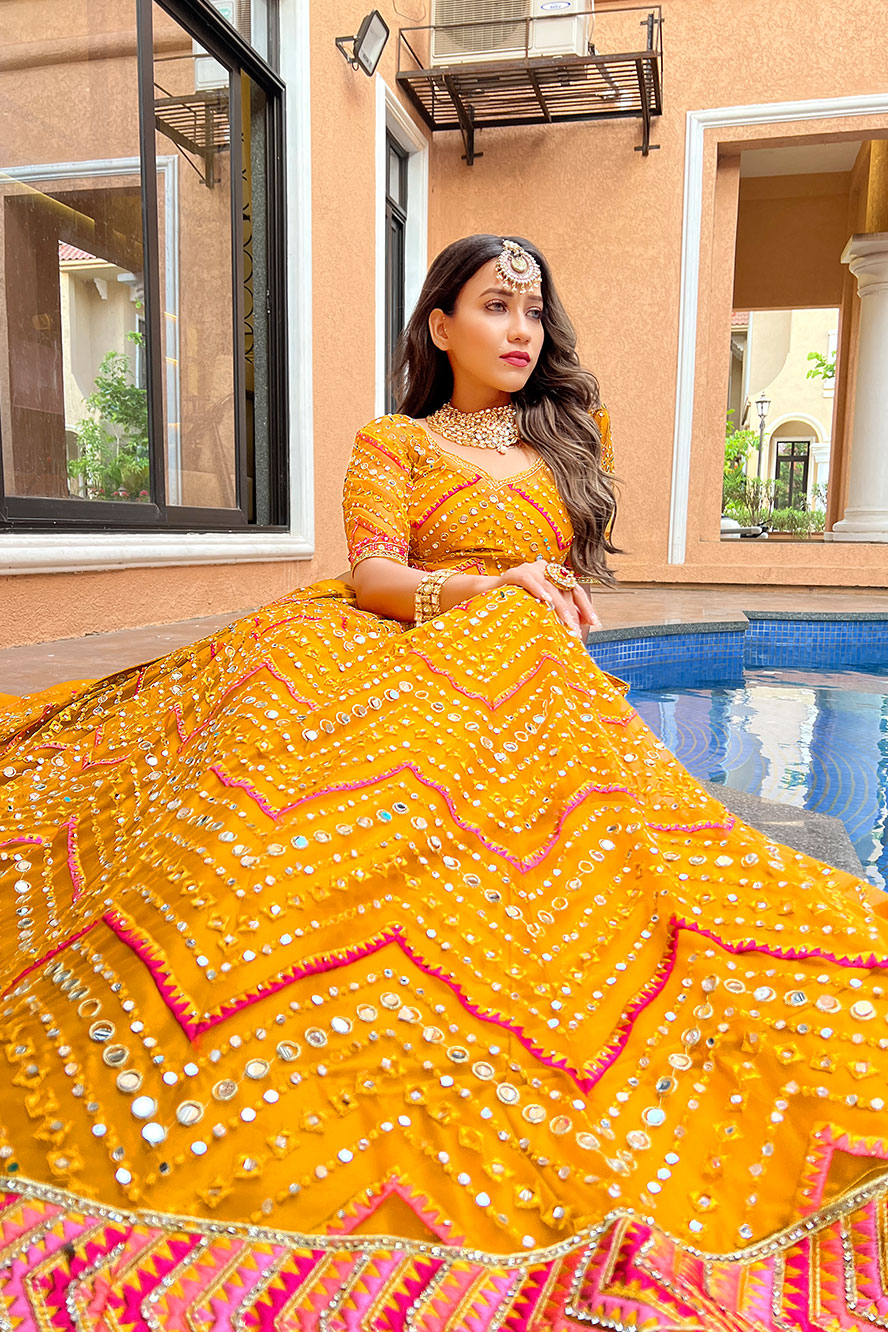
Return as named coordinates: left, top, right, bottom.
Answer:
left=342, top=408, right=614, bottom=578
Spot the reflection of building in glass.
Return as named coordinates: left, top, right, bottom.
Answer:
left=0, top=0, right=283, bottom=521
left=58, top=242, right=144, bottom=497
left=1, top=165, right=146, bottom=499
left=59, top=243, right=142, bottom=413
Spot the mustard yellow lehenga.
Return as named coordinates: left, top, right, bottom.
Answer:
left=1, top=411, right=888, bottom=1330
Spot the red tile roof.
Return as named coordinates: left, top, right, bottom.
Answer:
left=58, top=242, right=97, bottom=262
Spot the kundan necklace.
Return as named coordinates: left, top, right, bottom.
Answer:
left=425, top=400, right=519, bottom=454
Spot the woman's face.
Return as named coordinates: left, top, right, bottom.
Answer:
left=428, top=256, right=545, bottom=405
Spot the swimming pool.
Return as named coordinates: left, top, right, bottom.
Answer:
left=629, top=666, right=888, bottom=889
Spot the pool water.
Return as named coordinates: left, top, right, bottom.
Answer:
left=629, top=666, right=888, bottom=889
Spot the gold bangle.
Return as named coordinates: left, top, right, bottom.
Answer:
left=414, top=568, right=461, bottom=625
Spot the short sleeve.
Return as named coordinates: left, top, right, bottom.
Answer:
left=342, top=416, right=412, bottom=570
left=593, top=404, right=615, bottom=475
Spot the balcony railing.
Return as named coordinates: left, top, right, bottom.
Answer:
left=397, top=5, right=663, bottom=165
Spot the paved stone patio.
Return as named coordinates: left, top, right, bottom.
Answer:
left=4, top=583, right=888, bottom=696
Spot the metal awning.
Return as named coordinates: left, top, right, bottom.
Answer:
left=397, top=6, right=662, bottom=165
left=154, top=88, right=231, bottom=188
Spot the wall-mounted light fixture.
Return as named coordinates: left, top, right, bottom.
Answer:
left=335, top=10, right=390, bottom=76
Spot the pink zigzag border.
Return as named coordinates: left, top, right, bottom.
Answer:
left=405, top=645, right=612, bottom=712
left=411, top=476, right=480, bottom=530
left=209, top=759, right=640, bottom=871
left=99, top=912, right=630, bottom=1085
left=504, top=484, right=568, bottom=546
left=89, top=913, right=888, bottom=1093
left=0, top=921, right=96, bottom=999
left=6, top=912, right=888, bottom=1101
left=169, top=659, right=318, bottom=752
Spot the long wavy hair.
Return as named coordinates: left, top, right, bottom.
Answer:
left=390, top=233, right=619, bottom=585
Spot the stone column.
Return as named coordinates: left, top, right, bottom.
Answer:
left=828, top=232, right=888, bottom=542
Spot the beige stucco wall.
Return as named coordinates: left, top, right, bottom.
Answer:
left=734, top=173, right=850, bottom=310
left=4, top=0, right=888, bottom=651
left=427, top=1, right=888, bottom=587
left=748, top=308, right=838, bottom=473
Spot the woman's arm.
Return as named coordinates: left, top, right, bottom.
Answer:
left=351, top=558, right=496, bottom=623
left=352, top=558, right=599, bottom=637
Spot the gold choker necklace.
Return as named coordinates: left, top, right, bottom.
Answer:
left=425, top=401, right=519, bottom=455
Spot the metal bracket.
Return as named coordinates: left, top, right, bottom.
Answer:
left=334, top=34, right=360, bottom=70
left=443, top=75, right=481, bottom=164
left=634, top=14, right=661, bottom=155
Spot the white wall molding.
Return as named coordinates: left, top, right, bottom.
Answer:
left=279, top=0, right=315, bottom=557
left=0, top=531, right=314, bottom=577
left=767, top=411, right=828, bottom=441
left=375, top=78, right=429, bottom=416
left=669, top=92, right=888, bottom=564
left=0, top=0, right=314, bottom=576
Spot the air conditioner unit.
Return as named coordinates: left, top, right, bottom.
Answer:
left=430, top=0, right=593, bottom=67
left=193, top=0, right=238, bottom=92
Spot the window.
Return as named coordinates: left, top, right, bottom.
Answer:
left=774, top=440, right=811, bottom=510
left=822, top=328, right=838, bottom=397
left=0, top=0, right=286, bottom=533
left=384, top=133, right=408, bottom=415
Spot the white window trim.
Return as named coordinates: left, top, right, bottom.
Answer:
left=375, top=78, right=429, bottom=417
left=811, top=439, right=831, bottom=468
left=669, top=92, right=888, bottom=564
left=250, top=0, right=270, bottom=61
left=0, top=0, right=314, bottom=575
left=822, top=327, right=838, bottom=398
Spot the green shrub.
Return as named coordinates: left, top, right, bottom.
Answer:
left=67, top=333, right=150, bottom=503
left=769, top=507, right=795, bottom=532
left=770, top=504, right=826, bottom=537
left=722, top=413, right=759, bottom=516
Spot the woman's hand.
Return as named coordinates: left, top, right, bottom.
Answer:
left=494, top=562, right=602, bottom=640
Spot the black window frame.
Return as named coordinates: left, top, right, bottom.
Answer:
left=0, top=0, right=288, bottom=534
left=384, top=132, right=408, bottom=415
left=775, top=439, right=811, bottom=511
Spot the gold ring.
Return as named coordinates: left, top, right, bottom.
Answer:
left=542, top=560, right=577, bottom=591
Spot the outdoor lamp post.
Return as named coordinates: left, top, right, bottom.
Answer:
left=755, top=392, right=771, bottom=479
left=335, top=10, right=390, bottom=75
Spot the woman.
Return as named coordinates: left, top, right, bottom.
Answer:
left=0, top=234, right=886, bottom=1330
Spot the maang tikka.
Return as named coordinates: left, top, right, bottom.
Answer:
left=495, top=238, right=542, bottom=294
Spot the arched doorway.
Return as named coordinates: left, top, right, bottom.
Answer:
left=766, top=414, right=828, bottom=508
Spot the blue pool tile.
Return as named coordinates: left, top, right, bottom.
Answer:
left=588, top=617, right=888, bottom=689
left=744, top=617, right=888, bottom=670
left=589, top=631, right=745, bottom=691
